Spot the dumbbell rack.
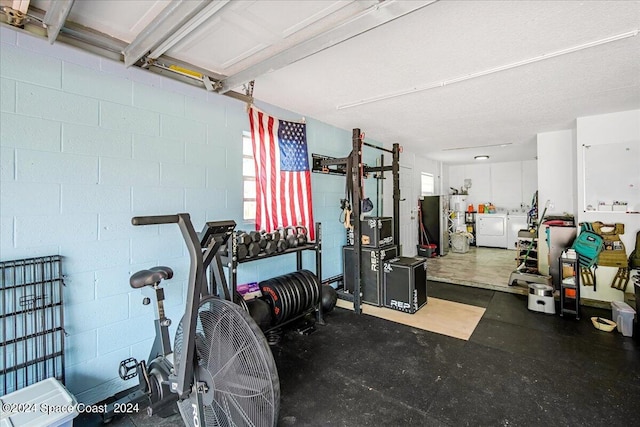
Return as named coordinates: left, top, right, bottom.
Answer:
left=221, top=222, right=324, bottom=326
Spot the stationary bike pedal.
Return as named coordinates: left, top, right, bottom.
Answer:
left=118, top=357, right=138, bottom=380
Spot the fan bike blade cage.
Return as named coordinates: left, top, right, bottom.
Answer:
left=174, top=297, right=280, bottom=427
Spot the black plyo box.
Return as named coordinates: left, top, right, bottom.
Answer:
left=343, top=245, right=398, bottom=306
left=347, top=216, right=393, bottom=248
left=383, top=256, right=427, bottom=313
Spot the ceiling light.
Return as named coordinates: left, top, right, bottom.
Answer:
left=474, top=155, right=490, bottom=160
left=336, top=29, right=638, bottom=110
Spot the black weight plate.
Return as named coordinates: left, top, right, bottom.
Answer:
left=282, top=274, right=300, bottom=320
left=280, top=275, right=296, bottom=322
left=259, top=279, right=284, bottom=324
left=262, top=278, right=284, bottom=324
left=293, top=270, right=313, bottom=309
left=286, top=273, right=304, bottom=316
left=273, top=277, right=290, bottom=324
left=293, top=270, right=314, bottom=310
left=280, top=275, right=296, bottom=321
left=271, top=276, right=291, bottom=322
left=300, top=270, right=317, bottom=307
left=279, top=274, right=296, bottom=319
left=288, top=273, right=309, bottom=312
left=289, top=272, right=310, bottom=312
left=298, top=270, right=318, bottom=305
left=300, top=270, right=320, bottom=306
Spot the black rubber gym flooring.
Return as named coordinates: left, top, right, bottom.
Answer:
left=78, top=281, right=640, bottom=426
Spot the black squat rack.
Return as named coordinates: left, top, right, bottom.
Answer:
left=220, top=222, right=324, bottom=331
left=311, top=128, right=401, bottom=314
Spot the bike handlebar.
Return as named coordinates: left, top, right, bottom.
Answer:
left=132, top=214, right=186, bottom=226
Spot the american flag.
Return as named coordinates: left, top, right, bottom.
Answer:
left=248, top=107, right=315, bottom=241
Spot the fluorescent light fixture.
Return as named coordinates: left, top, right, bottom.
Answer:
left=336, top=29, right=639, bottom=110
left=474, top=155, right=490, bottom=160
left=443, top=142, right=512, bottom=151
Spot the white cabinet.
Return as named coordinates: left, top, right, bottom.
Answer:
left=507, top=214, right=529, bottom=250
left=476, top=214, right=508, bottom=248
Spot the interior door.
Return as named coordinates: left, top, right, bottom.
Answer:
left=399, top=165, right=416, bottom=256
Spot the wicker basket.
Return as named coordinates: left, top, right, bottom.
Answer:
left=591, top=316, right=616, bottom=332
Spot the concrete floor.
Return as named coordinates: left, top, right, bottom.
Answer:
left=78, top=280, right=640, bottom=427
left=426, top=246, right=528, bottom=294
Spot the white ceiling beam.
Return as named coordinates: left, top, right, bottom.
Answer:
left=123, top=0, right=210, bottom=68
left=217, top=0, right=437, bottom=94
left=42, top=0, right=74, bottom=44
left=147, top=0, right=231, bottom=61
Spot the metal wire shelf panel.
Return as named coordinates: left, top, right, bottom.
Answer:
left=1, top=255, right=65, bottom=395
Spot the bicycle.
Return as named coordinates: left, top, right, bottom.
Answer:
left=104, top=213, right=280, bottom=426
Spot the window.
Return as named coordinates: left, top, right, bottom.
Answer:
left=421, top=172, right=434, bottom=196
left=243, top=132, right=256, bottom=221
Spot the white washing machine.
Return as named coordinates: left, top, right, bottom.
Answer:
left=476, top=213, right=508, bottom=248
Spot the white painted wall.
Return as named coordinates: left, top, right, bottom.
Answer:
left=576, top=109, right=640, bottom=303
left=448, top=161, right=538, bottom=212
left=536, top=129, right=576, bottom=216
left=381, top=149, right=442, bottom=256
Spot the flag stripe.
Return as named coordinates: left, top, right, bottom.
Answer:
left=267, top=115, right=278, bottom=230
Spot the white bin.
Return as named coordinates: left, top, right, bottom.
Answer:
left=611, top=300, right=635, bottom=337
left=527, top=284, right=556, bottom=314
left=450, top=233, right=470, bottom=254
left=0, top=378, right=78, bottom=427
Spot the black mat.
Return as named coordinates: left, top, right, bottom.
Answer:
left=79, top=282, right=640, bottom=426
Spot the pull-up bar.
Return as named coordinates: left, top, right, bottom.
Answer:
left=310, top=128, right=401, bottom=314
left=362, top=140, right=394, bottom=154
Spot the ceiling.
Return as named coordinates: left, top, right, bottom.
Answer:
left=8, top=0, right=640, bottom=164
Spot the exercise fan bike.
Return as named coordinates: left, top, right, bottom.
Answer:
left=104, top=213, right=280, bottom=426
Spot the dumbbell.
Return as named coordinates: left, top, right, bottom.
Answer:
left=236, top=231, right=252, bottom=246
left=276, top=239, right=288, bottom=252
left=261, top=231, right=277, bottom=255
left=284, top=227, right=298, bottom=248
left=256, top=230, right=269, bottom=250
left=296, top=225, right=308, bottom=246
left=236, top=243, right=249, bottom=260
left=247, top=241, right=261, bottom=258
left=272, top=229, right=288, bottom=252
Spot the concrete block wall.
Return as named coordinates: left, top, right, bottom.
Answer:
left=0, top=27, right=352, bottom=403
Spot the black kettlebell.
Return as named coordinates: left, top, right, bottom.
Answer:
left=285, top=227, right=298, bottom=248
left=296, top=225, right=308, bottom=246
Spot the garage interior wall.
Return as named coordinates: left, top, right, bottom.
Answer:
left=0, top=26, right=388, bottom=403
left=575, top=109, right=640, bottom=302
left=535, top=109, right=640, bottom=303
left=448, top=160, right=538, bottom=211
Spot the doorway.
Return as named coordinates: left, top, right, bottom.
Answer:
left=399, top=165, right=417, bottom=256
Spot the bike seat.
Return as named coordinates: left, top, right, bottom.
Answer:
left=130, top=266, right=174, bottom=289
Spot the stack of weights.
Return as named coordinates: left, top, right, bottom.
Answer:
left=224, top=226, right=310, bottom=261
left=259, top=270, right=320, bottom=326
